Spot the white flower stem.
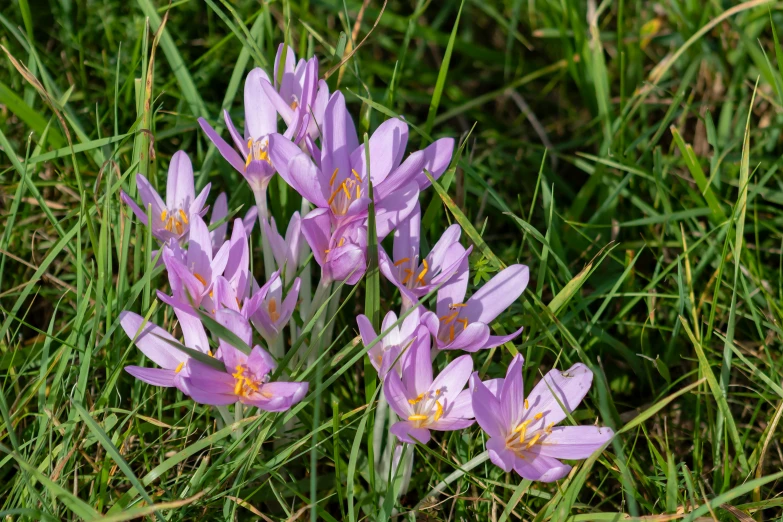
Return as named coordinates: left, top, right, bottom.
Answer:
left=253, top=185, right=275, bottom=281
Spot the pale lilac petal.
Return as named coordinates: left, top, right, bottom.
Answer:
left=470, top=373, right=505, bottom=438
left=392, top=202, right=420, bottom=264
left=526, top=363, right=594, bottom=427
left=429, top=354, right=472, bottom=404
left=224, top=109, right=247, bottom=155
left=429, top=244, right=472, bottom=287
left=357, top=314, right=377, bottom=347
left=428, top=224, right=460, bottom=271
left=223, top=219, right=250, bottom=298
left=514, top=455, right=572, bottom=482
left=164, top=294, right=210, bottom=353
left=499, top=354, right=525, bottom=429
left=442, top=388, right=473, bottom=420
left=321, top=92, right=357, bottom=182
left=189, top=183, right=211, bottom=218
left=375, top=137, right=454, bottom=200
left=243, top=206, right=258, bottom=236
left=374, top=182, right=419, bottom=239
left=210, top=192, right=229, bottom=251
left=486, top=437, right=516, bottom=473
left=308, top=80, right=330, bottom=140
left=162, top=249, right=203, bottom=303
left=274, top=43, right=297, bottom=98
left=401, top=329, right=432, bottom=397
left=350, top=117, right=408, bottom=184
left=210, top=240, right=231, bottom=282
left=286, top=154, right=329, bottom=207
left=198, top=118, right=246, bottom=174
left=441, top=322, right=490, bottom=352
left=244, top=68, right=277, bottom=139
left=326, top=243, right=366, bottom=285
left=120, top=311, right=184, bottom=369
left=264, top=217, right=287, bottom=270
left=268, top=134, right=323, bottom=195
left=166, top=151, right=195, bottom=210
left=187, top=215, right=213, bottom=278
left=436, top=255, right=469, bottom=318
left=390, top=421, right=430, bottom=445
left=259, top=381, right=309, bottom=408
left=380, top=310, right=401, bottom=348
left=120, top=190, right=149, bottom=225
left=185, top=360, right=237, bottom=405
left=465, top=264, right=529, bottom=324
left=125, top=366, right=176, bottom=387
left=484, top=327, right=525, bottom=349
left=305, top=136, right=321, bottom=167
left=383, top=371, right=413, bottom=418
left=300, top=208, right=331, bottom=266
left=260, top=78, right=295, bottom=125
left=279, top=278, right=300, bottom=325
left=136, top=174, right=166, bottom=219
left=529, top=426, right=614, bottom=459
left=216, top=308, right=252, bottom=348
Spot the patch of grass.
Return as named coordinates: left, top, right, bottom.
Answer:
left=2, top=0, right=783, bottom=519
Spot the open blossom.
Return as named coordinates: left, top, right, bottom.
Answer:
left=301, top=213, right=368, bottom=285
left=380, top=203, right=472, bottom=309
left=356, top=307, right=421, bottom=377
left=263, top=212, right=305, bottom=282
left=120, top=310, right=209, bottom=392
left=383, top=329, right=474, bottom=445
left=120, top=151, right=211, bottom=242
left=422, top=264, right=529, bottom=352
left=260, top=43, right=328, bottom=143
left=184, top=310, right=308, bottom=410
left=471, top=355, right=614, bottom=482
left=269, top=92, right=451, bottom=229
left=209, top=192, right=258, bottom=255
left=249, top=271, right=301, bottom=345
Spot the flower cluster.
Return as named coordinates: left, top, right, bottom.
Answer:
left=120, top=42, right=613, bottom=482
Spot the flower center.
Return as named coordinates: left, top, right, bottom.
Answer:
left=231, top=364, right=266, bottom=397
left=245, top=138, right=272, bottom=169
left=504, top=412, right=554, bottom=458
left=394, top=256, right=430, bottom=288
left=327, top=168, right=363, bottom=216
left=437, top=303, right=468, bottom=343
left=290, top=95, right=299, bottom=110
left=406, top=388, right=444, bottom=427
left=160, top=209, right=189, bottom=235
left=267, top=297, right=280, bottom=323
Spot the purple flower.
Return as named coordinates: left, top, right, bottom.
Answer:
left=121, top=151, right=211, bottom=242
left=209, top=192, right=258, bottom=255
left=421, top=264, right=529, bottom=352
left=379, top=203, right=472, bottom=309
left=249, top=271, right=301, bottom=345
left=120, top=310, right=209, bottom=392
left=263, top=212, right=305, bottom=282
left=470, top=355, right=614, bottom=482
left=260, top=43, right=328, bottom=143
left=356, top=307, right=422, bottom=378
left=301, top=213, right=369, bottom=285
left=383, top=329, right=474, bottom=445
left=184, top=309, right=308, bottom=410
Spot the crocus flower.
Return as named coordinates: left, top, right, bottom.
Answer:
left=249, top=271, right=301, bottom=346
left=380, top=203, right=472, bottom=309
left=422, top=264, right=529, bottom=352
left=210, top=192, right=258, bottom=254
left=470, top=355, right=614, bottom=482
left=184, top=309, right=308, bottom=410
left=301, top=213, right=369, bottom=285
left=268, top=91, right=450, bottom=228
left=120, top=151, right=211, bottom=242
left=356, top=307, right=421, bottom=378
left=263, top=212, right=304, bottom=282
left=260, top=43, right=328, bottom=142
left=383, top=328, right=474, bottom=444
left=120, top=309, right=209, bottom=392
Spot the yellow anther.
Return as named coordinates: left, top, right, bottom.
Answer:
left=207, top=350, right=213, bottom=357
left=290, top=100, right=299, bottom=110
left=341, top=182, right=351, bottom=199
left=525, top=433, right=542, bottom=449
left=351, top=169, right=361, bottom=181
left=160, top=210, right=168, bottom=222
left=434, top=400, right=443, bottom=421
left=234, top=378, right=243, bottom=395
left=545, top=422, right=554, bottom=434
left=338, top=237, right=346, bottom=247
left=408, top=393, right=425, bottom=405
left=394, top=257, right=411, bottom=267
left=534, top=412, right=543, bottom=420
left=407, top=414, right=428, bottom=421
left=324, top=248, right=330, bottom=254
left=235, top=297, right=242, bottom=309
left=439, top=311, right=459, bottom=323
left=193, top=273, right=207, bottom=286
left=415, top=259, right=429, bottom=283
left=330, top=168, right=339, bottom=186
left=449, top=324, right=455, bottom=342
left=513, top=419, right=532, bottom=433
left=449, top=303, right=467, bottom=309
left=232, top=365, right=245, bottom=378
left=245, top=379, right=259, bottom=392
left=524, top=399, right=529, bottom=409
left=401, top=269, right=413, bottom=285
left=164, top=220, right=173, bottom=232
left=268, top=298, right=280, bottom=323
left=178, top=209, right=189, bottom=224
left=457, top=318, right=468, bottom=330
left=175, top=221, right=183, bottom=235
left=356, top=185, right=360, bottom=199
left=327, top=184, right=343, bottom=205
left=175, top=362, right=184, bottom=373
left=245, top=152, right=252, bottom=169
left=247, top=138, right=253, bottom=149
left=209, top=290, right=214, bottom=299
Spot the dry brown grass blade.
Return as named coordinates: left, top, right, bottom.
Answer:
left=323, top=0, right=388, bottom=80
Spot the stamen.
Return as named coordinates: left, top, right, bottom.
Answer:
left=434, top=400, right=443, bottom=421
left=534, top=412, right=543, bottom=420
left=175, top=221, right=183, bottom=235
left=513, top=420, right=532, bottom=433
left=330, top=168, right=339, bottom=186
left=175, top=362, right=184, bottom=373
left=207, top=350, right=213, bottom=357
left=164, top=219, right=173, bottom=232
left=232, top=365, right=245, bottom=379
left=439, top=311, right=459, bottom=323
left=236, top=297, right=242, bottom=309
left=545, top=422, right=554, bottom=434
left=524, top=399, right=529, bottom=409
left=415, top=259, right=429, bottom=284
left=245, top=152, right=252, bottom=169
left=327, top=184, right=343, bottom=205
left=234, top=378, right=243, bottom=395
left=449, top=324, right=455, bottom=342
left=209, top=290, right=214, bottom=299
left=160, top=210, right=168, bottom=222
left=351, top=169, right=361, bottom=181
left=193, top=273, right=207, bottom=286
left=401, top=269, right=413, bottom=285
left=449, top=303, right=467, bottom=309
left=525, top=433, right=542, bottom=449
left=408, top=393, right=425, bottom=405
left=338, top=237, right=346, bottom=247
left=178, top=209, right=189, bottom=224
left=394, top=257, right=411, bottom=267
left=407, top=414, right=428, bottom=421
left=356, top=185, right=360, bottom=199
left=324, top=248, right=330, bottom=254
left=290, top=100, right=298, bottom=110
left=341, top=182, right=351, bottom=199
left=457, top=318, right=468, bottom=330
left=247, top=138, right=253, bottom=149
left=268, top=298, right=280, bottom=322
